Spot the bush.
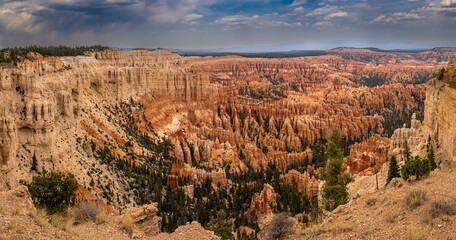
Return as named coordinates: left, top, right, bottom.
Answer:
left=96, top=209, right=109, bottom=225
left=401, top=156, right=431, bottom=181
left=366, top=198, right=377, bottom=206
left=120, top=216, right=135, bottom=235
left=50, top=214, right=73, bottom=231
left=384, top=210, right=399, bottom=223
left=406, top=190, right=427, bottom=210
left=23, top=172, right=78, bottom=214
left=428, top=201, right=456, bottom=218
left=73, top=201, right=99, bottom=224
left=265, top=213, right=294, bottom=240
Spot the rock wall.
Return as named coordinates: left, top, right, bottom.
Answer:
left=424, top=60, right=456, bottom=161
left=389, top=60, right=456, bottom=163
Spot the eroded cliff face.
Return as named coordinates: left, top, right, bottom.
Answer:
left=389, top=60, right=456, bottom=163
left=424, top=61, right=456, bottom=161
left=0, top=48, right=441, bottom=216
left=0, top=49, right=215, bottom=197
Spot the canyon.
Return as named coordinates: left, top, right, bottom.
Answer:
left=0, top=47, right=455, bottom=239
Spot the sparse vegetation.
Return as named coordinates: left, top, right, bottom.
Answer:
left=8, top=216, right=28, bottom=234
left=384, top=210, right=399, bottom=223
left=73, top=201, right=100, bottom=224
left=96, top=209, right=110, bottom=225
left=406, top=227, right=427, bottom=240
left=49, top=214, right=73, bottom=231
left=366, top=197, right=377, bottom=206
left=30, top=208, right=49, bottom=229
left=120, top=215, right=135, bottom=235
left=406, top=190, right=427, bottom=210
left=428, top=200, right=456, bottom=218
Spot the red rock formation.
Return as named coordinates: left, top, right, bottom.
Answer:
left=282, top=169, right=320, bottom=197
left=186, top=54, right=441, bottom=85
left=248, top=184, right=278, bottom=218
left=172, top=162, right=227, bottom=187
left=167, top=175, right=179, bottom=192
left=345, top=135, right=391, bottom=175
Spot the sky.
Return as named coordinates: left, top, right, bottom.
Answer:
left=0, top=0, right=456, bottom=50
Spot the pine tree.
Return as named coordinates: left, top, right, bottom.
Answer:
left=426, top=135, right=432, bottom=152
left=205, top=210, right=234, bottom=240
left=386, top=156, right=400, bottom=186
left=403, top=138, right=411, bottom=162
left=428, top=145, right=437, bottom=170
left=322, top=128, right=348, bottom=211
left=31, top=152, right=37, bottom=171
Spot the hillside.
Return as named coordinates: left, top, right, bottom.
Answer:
left=0, top=48, right=454, bottom=239
left=296, top=166, right=456, bottom=239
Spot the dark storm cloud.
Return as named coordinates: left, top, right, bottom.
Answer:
left=35, top=1, right=140, bottom=32
left=0, top=0, right=455, bottom=49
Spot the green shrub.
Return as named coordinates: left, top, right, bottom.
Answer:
left=401, top=156, right=431, bottom=181
left=406, top=190, right=427, bottom=210
left=428, top=201, right=456, bottom=218
left=23, top=172, right=78, bottom=214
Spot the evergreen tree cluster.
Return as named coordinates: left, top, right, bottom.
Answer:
left=401, top=156, right=432, bottom=181
left=0, top=45, right=110, bottom=63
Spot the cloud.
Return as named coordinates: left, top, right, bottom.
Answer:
left=324, top=11, right=348, bottom=20
left=260, top=21, right=302, bottom=27
left=0, top=1, right=45, bottom=34
left=0, top=10, right=43, bottom=33
left=294, top=7, right=305, bottom=12
left=184, top=13, right=203, bottom=21
left=371, top=15, right=389, bottom=23
left=214, top=14, right=259, bottom=25
left=441, top=0, right=456, bottom=6
left=391, top=12, right=422, bottom=19
left=306, top=5, right=337, bottom=17
left=371, top=11, right=423, bottom=23
left=290, top=0, right=307, bottom=7
left=314, top=21, right=331, bottom=26
left=0, top=0, right=205, bottom=36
